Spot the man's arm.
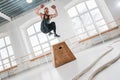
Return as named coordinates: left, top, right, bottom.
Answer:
left=34, top=5, right=44, bottom=19
left=50, top=5, right=58, bottom=19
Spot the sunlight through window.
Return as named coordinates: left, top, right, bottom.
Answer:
left=27, top=21, right=59, bottom=58
left=0, top=36, right=17, bottom=71
left=68, top=0, right=108, bottom=40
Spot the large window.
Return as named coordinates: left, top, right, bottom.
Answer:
left=0, top=36, right=17, bottom=72
left=27, top=22, right=59, bottom=57
left=68, top=0, right=108, bottom=40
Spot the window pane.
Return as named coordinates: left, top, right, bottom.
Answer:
left=1, top=48, right=8, bottom=59
left=98, top=25, right=108, bottom=32
left=33, top=46, right=41, bottom=52
left=50, top=39, right=59, bottom=45
left=86, top=24, right=95, bottom=31
left=34, top=22, right=41, bottom=32
left=76, top=2, right=88, bottom=14
left=0, top=36, right=16, bottom=69
left=88, top=30, right=97, bottom=36
left=91, top=9, right=103, bottom=21
left=96, top=19, right=106, bottom=27
left=86, top=0, right=97, bottom=9
left=4, top=63, right=11, bottom=69
left=79, top=33, right=88, bottom=39
left=11, top=61, right=17, bottom=66
left=0, top=66, right=3, bottom=71
left=30, top=35, right=39, bottom=47
left=3, top=59, right=9, bottom=64
left=76, top=27, right=85, bottom=34
left=38, top=33, right=47, bottom=43
left=81, top=13, right=93, bottom=26
left=68, top=7, right=78, bottom=17
left=42, top=43, right=49, bottom=49
left=5, top=37, right=11, bottom=45
left=0, top=38, right=5, bottom=48
left=72, top=17, right=83, bottom=29
left=35, top=51, right=42, bottom=56
left=10, top=56, right=16, bottom=61
left=7, top=46, right=14, bottom=56
left=48, top=33, right=54, bottom=40
left=43, top=47, right=50, bottom=52
left=27, top=26, right=35, bottom=36
left=27, top=22, right=59, bottom=57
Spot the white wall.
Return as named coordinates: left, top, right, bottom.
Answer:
left=96, top=0, right=117, bottom=27
left=104, top=0, right=120, bottom=25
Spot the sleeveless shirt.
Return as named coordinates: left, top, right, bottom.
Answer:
left=41, top=14, right=50, bottom=33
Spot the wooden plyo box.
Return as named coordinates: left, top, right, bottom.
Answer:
left=52, top=42, right=76, bottom=68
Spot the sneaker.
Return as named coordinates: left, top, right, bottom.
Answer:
left=54, top=34, right=60, bottom=37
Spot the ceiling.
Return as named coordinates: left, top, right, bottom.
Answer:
left=0, top=0, right=50, bottom=26
left=0, top=17, right=8, bottom=24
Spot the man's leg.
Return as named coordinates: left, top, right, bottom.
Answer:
left=49, top=22, right=60, bottom=37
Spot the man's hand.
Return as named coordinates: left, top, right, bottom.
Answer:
left=50, top=5, right=58, bottom=19
left=35, top=4, right=44, bottom=19
left=51, top=5, right=56, bottom=9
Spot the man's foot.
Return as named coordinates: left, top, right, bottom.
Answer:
left=48, top=32, right=53, bottom=36
left=54, top=34, right=60, bottom=37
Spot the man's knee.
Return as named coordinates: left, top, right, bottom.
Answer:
left=50, top=22, right=56, bottom=30
left=51, top=22, right=55, bottom=26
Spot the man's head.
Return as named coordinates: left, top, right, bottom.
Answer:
left=44, top=7, right=49, bottom=14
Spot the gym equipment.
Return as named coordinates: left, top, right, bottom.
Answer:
left=72, top=47, right=113, bottom=80
left=52, top=42, right=76, bottom=68
left=88, top=49, right=120, bottom=80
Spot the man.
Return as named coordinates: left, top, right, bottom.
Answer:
left=35, top=4, right=60, bottom=37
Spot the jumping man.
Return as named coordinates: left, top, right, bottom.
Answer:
left=35, top=4, right=60, bottom=37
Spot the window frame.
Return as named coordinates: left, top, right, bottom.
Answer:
left=26, top=21, right=59, bottom=58
left=0, top=36, right=17, bottom=71
left=67, top=0, right=109, bottom=40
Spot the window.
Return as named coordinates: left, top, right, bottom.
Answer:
left=27, top=21, right=59, bottom=58
left=0, top=36, right=17, bottom=71
left=68, top=7, right=78, bottom=17
left=86, top=0, right=97, bottom=9
left=68, top=0, right=108, bottom=40
left=76, top=2, right=88, bottom=14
